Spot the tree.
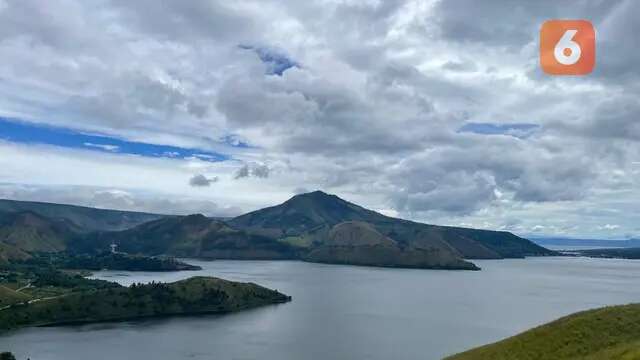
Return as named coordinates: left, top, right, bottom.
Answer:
left=0, top=352, right=16, bottom=360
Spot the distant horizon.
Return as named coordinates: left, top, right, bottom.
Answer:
left=0, top=194, right=634, bottom=242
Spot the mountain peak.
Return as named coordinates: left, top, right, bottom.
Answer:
left=291, top=190, right=335, bottom=200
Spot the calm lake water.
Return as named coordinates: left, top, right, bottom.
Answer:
left=3, top=257, right=640, bottom=360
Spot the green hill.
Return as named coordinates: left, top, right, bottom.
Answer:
left=0, top=211, right=78, bottom=262
left=72, top=214, right=300, bottom=260
left=445, top=304, right=640, bottom=360
left=304, top=221, right=479, bottom=270
left=0, top=285, right=31, bottom=307
left=0, top=276, right=290, bottom=331
left=0, top=199, right=163, bottom=232
left=230, top=191, right=554, bottom=259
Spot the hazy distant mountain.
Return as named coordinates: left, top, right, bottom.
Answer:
left=230, top=191, right=553, bottom=259
left=72, top=214, right=299, bottom=260
left=530, top=237, right=640, bottom=249
left=0, top=199, right=163, bottom=232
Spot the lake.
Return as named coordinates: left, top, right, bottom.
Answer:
left=2, top=257, right=640, bottom=360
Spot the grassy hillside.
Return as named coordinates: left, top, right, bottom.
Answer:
left=72, top=214, right=300, bottom=259
left=0, top=285, right=30, bottom=307
left=0, top=199, right=163, bottom=232
left=0, top=211, right=78, bottom=262
left=0, top=211, right=73, bottom=252
left=304, top=221, right=479, bottom=270
left=445, top=304, right=640, bottom=360
left=0, top=277, right=290, bottom=331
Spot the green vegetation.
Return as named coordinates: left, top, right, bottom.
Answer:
left=0, top=263, right=120, bottom=305
left=304, top=221, right=479, bottom=270
left=23, top=252, right=202, bottom=271
left=445, top=303, right=640, bottom=360
left=0, top=277, right=290, bottom=331
left=0, top=285, right=30, bottom=307
left=71, top=214, right=300, bottom=260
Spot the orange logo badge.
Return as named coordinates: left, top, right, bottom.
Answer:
left=540, top=20, right=595, bottom=75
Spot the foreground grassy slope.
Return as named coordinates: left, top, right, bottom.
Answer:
left=0, top=277, right=290, bottom=331
left=445, top=304, right=640, bottom=360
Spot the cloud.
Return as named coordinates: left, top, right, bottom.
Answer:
left=233, top=163, right=270, bottom=179
left=0, top=0, right=638, bottom=239
left=83, top=142, right=119, bottom=152
left=189, top=174, right=218, bottom=187
left=441, top=60, right=477, bottom=72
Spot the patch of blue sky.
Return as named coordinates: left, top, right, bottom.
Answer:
left=0, top=117, right=230, bottom=162
left=239, top=44, right=299, bottom=76
left=458, top=122, right=540, bottom=138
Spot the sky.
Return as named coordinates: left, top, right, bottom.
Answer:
left=0, top=0, right=638, bottom=239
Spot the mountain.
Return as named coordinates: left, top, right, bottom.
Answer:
left=572, top=247, right=640, bottom=259
left=0, top=191, right=553, bottom=270
left=304, top=221, right=478, bottom=270
left=72, top=214, right=299, bottom=260
left=445, top=303, right=640, bottom=360
left=0, top=211, right=77, bottom=262
left=229, top=190, right=391, bottom=238
left=530, top=236, right=640, bottom=249
left=230, top=191, right=554, bottom=259
left=0, top=199, right=163, bottom=232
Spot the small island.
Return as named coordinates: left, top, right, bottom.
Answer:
left=0, top=276, right=290, bottom=331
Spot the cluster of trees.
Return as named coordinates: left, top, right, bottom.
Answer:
left=21, top=252, right=200, bottom=272
left=31, top=268, right=118, bottom=291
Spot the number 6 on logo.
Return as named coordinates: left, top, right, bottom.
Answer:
left=540, top=20, right=595, bottom=75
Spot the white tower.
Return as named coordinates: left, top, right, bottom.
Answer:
left=110, top=242, right=118, bottom=254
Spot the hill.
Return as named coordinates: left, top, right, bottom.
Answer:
left=304, top=221, right=479, bottom=270
left=230, top=191, right=554, bottom=259
left=0, top=211, right=78, bottom=262
left=72, top=214, right=300, bottom=260
left=574, top=247, right=640, bottom=259
left=0, top=276, right=290, bottom=331
left=0, top=199, right=163, bottom=232
left=445, top=303, right=640, bottom=360
left=531, top=236, right=640, bottom=249
left=0, top=285, right=30, bottom=307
